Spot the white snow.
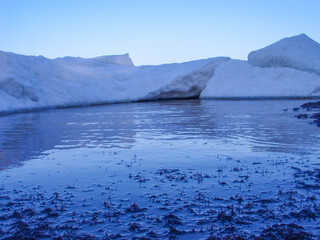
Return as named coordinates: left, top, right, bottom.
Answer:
left=200, top=60, right=320, bottom=99
left=2, top=33, right=320, bottom=114
left=248, top=34, right=320, bottom=75
left=0, top=50, right=229, bottom=113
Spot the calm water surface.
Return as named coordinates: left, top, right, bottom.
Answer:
left=0, top=100, right=319, bottom=239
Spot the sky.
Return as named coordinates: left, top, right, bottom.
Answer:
left=0, top=0, right=319, bottom=66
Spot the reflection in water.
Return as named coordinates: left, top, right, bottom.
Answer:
left=1, top=99, right=320, bottom=238
left=0, top=99, right=319, bottom=170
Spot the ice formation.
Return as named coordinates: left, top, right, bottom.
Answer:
left=0, top=50, right=229, bottom=113
left=248, top=34, right=320, bottom=75
left=200, top=60, right=320, bottom=99
left=1, top=33, right=320, bottom=114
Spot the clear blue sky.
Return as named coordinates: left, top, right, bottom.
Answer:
left=0, top=0, right=319, bottom=65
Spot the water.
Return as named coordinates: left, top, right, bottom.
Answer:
left=0, top=100, right=319, bottom=239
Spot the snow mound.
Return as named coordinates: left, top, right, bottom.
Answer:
left=200, top=60, right=320, bottom=99
left=248, top=34, right=320, bottom=75
left=0, top=50, right=229, bottom=114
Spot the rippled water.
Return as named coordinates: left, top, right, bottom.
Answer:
left=0, top=100, right=319, bottom=239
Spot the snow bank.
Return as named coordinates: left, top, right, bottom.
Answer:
left=200, top=60, right=320, bottom=99
left=248, top=34, right=320, bottom=75
left=0, top=50, right=229, bottom=114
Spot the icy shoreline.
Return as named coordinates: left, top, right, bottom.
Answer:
left=1, top=34, right=320, bottom=114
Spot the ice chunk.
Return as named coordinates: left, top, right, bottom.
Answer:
left=201, top=60, right=320, bottom=99
left=248, top=34, right=320, bottom=75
